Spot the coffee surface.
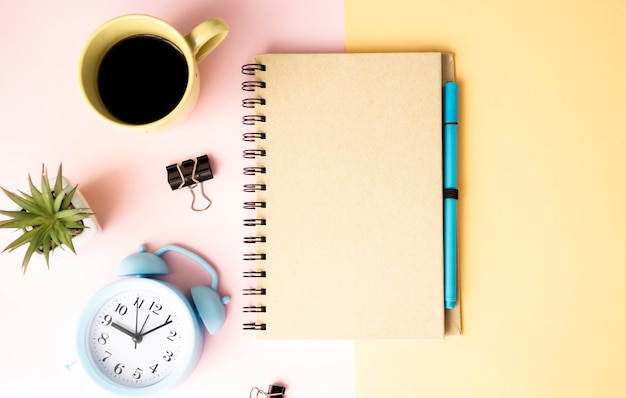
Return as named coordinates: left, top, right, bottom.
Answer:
left=98, top=35, right=189, bottom=125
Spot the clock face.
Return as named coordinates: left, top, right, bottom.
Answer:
left=77, top=278, right=203, bottom=393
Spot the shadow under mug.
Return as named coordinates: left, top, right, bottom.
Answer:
left=79, top=14, right=228, bottom=132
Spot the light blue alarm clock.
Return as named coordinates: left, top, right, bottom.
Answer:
left=76, top=244, right=229, bottom=395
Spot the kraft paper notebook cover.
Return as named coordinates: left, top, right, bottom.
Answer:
left=241, top=53, right=461, bottom=340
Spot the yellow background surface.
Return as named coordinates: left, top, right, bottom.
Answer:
left=346, top=1, right=626, bottom=397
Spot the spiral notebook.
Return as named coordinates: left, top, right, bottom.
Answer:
left=241, top=53, right=461, bottom=340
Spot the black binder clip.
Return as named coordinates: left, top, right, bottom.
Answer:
left=250, top=384, right=286, bottom=398
left=166, top=154, right=213, bottom=211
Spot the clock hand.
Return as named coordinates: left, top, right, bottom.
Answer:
left=134, top=301, right=139, bottom=349
left=140, top=319, right=173, bottom=337
left=134, top=301, right=139, bottom=334
left=138, top=314, right=150, bottom=335
left=111, top=322, right=141, bottom=343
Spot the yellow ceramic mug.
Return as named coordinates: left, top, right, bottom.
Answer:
left=79, top=14, right=228, bottom=132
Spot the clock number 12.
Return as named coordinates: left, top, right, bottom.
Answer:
left=133, top=296, right=164, bottom=316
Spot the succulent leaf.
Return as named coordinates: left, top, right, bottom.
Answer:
left=61, top=185, right=78, bottom=211
left=2, top=227, right=41, bottom=253
left=58, top=227, right=77, bottom=254
left=38, top=169, right=55, bottom=215
left=55, top=209, right=92, bottom=222
left=28, top=175, right=51, bottom=215
left=53, top=164, right=64, bottom=198
left=1, top=188, right=45, bottom=216
left=0, top=213, right=48, bottom=229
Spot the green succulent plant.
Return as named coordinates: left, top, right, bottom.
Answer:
left=0, top=164, right=93, bottom=272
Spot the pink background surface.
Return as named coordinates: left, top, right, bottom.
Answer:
left=0, top=1, right=353, bottom=397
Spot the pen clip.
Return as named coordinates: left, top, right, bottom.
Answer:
left=166, top=154, right=214, bottom=211
left=189, top=180, right=211, bottom=212
left=249, top=384, right=286, bottom=398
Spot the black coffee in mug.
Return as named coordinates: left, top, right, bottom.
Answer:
left=97, top=35, right=189, bottom=125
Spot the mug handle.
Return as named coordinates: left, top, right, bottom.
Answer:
left=185, top=17, right=229, bottom=63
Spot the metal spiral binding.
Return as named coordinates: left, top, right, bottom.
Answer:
left=243, top=115, right=266, bottom=125
left=243, top=202, right=266, bottom=210
left=243, top=98, right=266, bottom=108
left=243, top=270, right=267, bottom=277
left=243, top=167, right=266, bottom=176
left=242, top=63, right=268, bottom=331
left=243, top=236, right=267, bottom=244
left=243, top=288, right=267, bottom=295
left=243, top=132, right=266, bottom=142
left=242, top=81, right=266, bottom=91
left=243, top=149, right=266, bottom=159
left=243, top=323, right=267, bottom=331
left=243, top=184, right=266, bottom=193
left=243, top=306, right=267, bottom=313
left=242, top=63, right=266, bottom=75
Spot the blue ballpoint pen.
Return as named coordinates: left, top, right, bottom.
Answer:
left=444, top=82, right=458, bottom=309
